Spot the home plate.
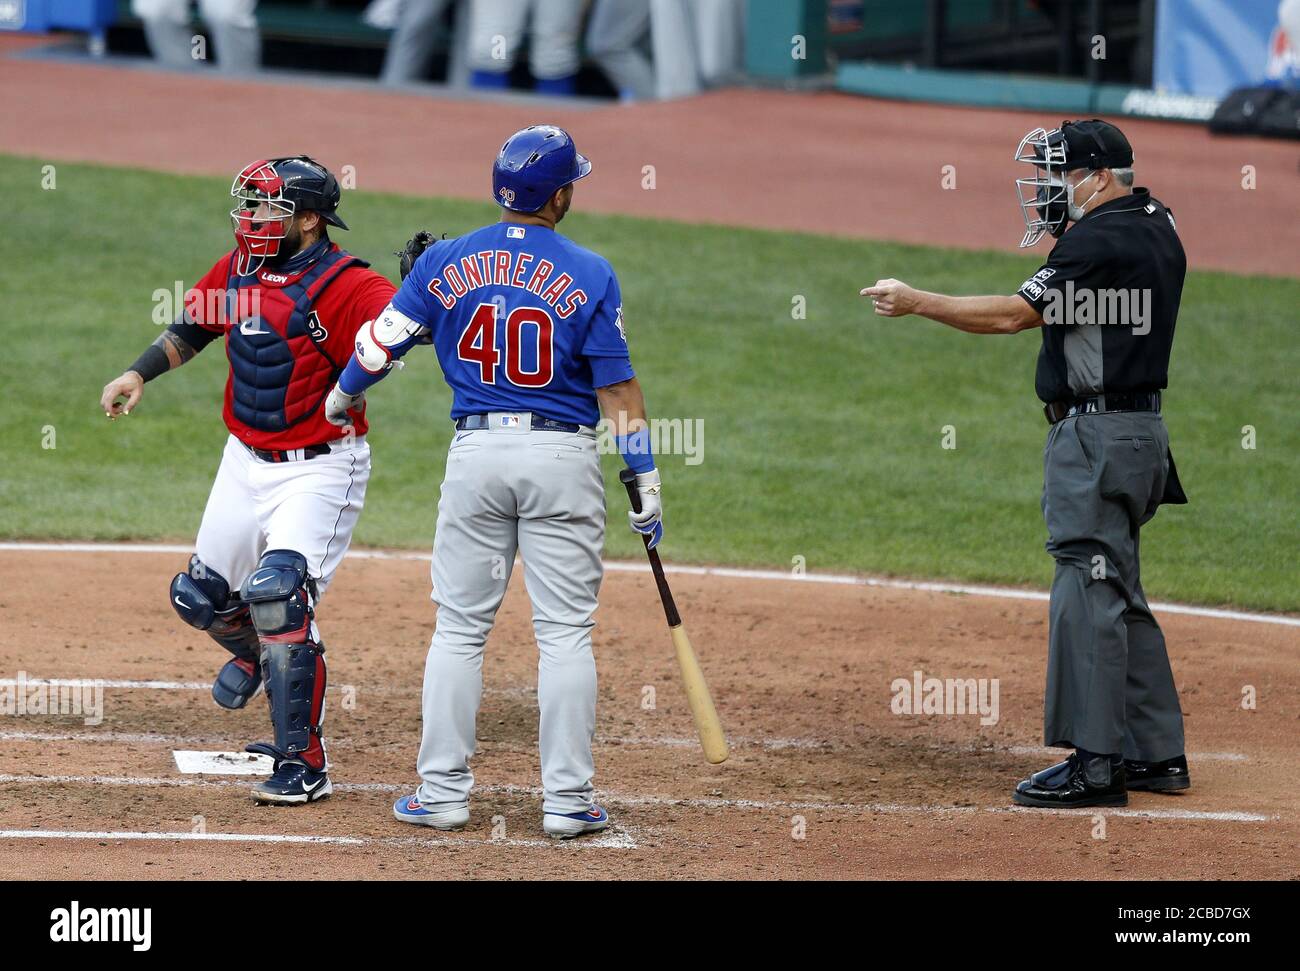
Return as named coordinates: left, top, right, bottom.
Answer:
left=173, top=751, right=272, bottom=775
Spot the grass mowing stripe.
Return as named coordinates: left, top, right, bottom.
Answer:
left=1, top=155, right=1296, bottom=610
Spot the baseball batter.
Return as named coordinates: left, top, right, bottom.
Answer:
left=324, top=126, right=662, bottom=839
left=99, top=157, right=396, bottom=805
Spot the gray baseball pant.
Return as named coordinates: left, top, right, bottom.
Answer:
left=414, top=418, right=606, bottom=815
left=1041, top=411, right=1185, bottom=762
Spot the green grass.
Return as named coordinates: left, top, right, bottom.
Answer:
left=2, top=155, right=1296, bottom=610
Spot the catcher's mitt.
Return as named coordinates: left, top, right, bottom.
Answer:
left=396, top=230, right=443, bottom=281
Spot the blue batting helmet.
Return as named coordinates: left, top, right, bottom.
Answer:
left=492, top=126, right=591, bottom=213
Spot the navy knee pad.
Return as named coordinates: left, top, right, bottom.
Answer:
left=171, top=555, right=259, bottom=661
left=241, top=549, right=316, bottom=641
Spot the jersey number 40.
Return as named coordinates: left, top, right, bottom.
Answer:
left=457, top=302, right=554, bottom=387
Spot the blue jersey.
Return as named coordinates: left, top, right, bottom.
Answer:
left=391, top=223, right=634, bottom=427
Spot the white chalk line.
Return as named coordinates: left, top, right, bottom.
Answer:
left=0, top=728, right=1252, bottom=764
left=0, top=675, right=1265, bottom=759
left=0, top=678, right=212, bottom=690
left=0, top=729, right=228, bottom=745
left=0, top=830, right=365, bottom=846
left=0, top=723, right=820, bottom=753
left=0, top=773, right=1273, bottom=824
left=2, top=542, right=1296, bottom=628
left=0, top=827, right=636, bottom=850
left=0, top=677, right=525, bottom=697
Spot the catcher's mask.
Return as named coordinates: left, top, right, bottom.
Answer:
left=230, top=160, right=296, bottom=275
left=1015, top=119, right=1134, bottom=247
left=230, top=156, right=349, bottom=275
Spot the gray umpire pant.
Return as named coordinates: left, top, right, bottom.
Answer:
left=1041, top=411, right=1185, bottom=762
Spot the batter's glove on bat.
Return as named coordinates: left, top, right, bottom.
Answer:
left=397, top=230, right=441, bottom=281
left=628, top=469, right=664, bottom=550
left=324, top=382, right=364, bottom=426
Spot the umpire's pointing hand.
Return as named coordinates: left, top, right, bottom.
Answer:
left=861, top=279, right=921, bottom=317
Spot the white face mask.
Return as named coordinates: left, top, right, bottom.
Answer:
left=1066, top=171, right=1102, bottom=221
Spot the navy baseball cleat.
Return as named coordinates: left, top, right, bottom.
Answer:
left=212, top=656, right=262, bottom=710
left=543, top=803, right=609, bottom=839
left=246, top=743, right=331, bottom=805
left=392, top=793, right=470, bottom=830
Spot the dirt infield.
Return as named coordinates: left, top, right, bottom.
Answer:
left=0, top=547, right=1295, bottom=880
left=2, top=40, right=1297, bottom=278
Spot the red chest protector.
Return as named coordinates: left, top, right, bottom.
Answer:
left=222, top=245, right=366, bottom=441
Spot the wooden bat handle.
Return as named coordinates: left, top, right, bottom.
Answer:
left=619, top=468, right=679, bottom=627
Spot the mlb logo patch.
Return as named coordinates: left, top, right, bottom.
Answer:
left=499, top=415, right=521, bottom=428
left=507, top=226, right=526, bottom=239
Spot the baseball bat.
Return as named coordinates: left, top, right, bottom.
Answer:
left=619, top=468, right=729, bottom=765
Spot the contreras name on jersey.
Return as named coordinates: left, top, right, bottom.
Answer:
left=426, top=248, right=590, bottom=318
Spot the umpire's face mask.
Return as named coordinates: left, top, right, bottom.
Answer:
left=1015, top=127, right=1070, bottom=247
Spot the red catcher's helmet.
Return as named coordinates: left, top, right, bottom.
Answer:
left=229, top=156, right=348, bottom=274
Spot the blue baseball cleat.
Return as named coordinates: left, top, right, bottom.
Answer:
left=543, top=803, right=609, bottom=839
left=393, top=793, right=470, bottom=831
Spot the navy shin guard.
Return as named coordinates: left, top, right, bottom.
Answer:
left=242, top=550, right=327, bottom=771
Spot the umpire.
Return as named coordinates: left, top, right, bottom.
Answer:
left=863, top=119, right=1189, bottom=808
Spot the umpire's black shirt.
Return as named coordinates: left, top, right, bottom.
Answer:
left=1016, top=188, right=1186, bottom=404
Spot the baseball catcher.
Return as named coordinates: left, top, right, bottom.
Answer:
left=99, top=156, right=396, bottom=804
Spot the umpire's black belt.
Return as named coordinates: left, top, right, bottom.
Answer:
left=1044, top=391, right=1161, bottom=425
left=455, top=413, right=581, bottom=434
left=245, top=442, right=333, bottom=462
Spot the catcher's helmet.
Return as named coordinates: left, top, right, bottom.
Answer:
left=261, top=155, right=349, bottom=229
left=492, top=126, right=591, bottom=213
left=230, top=156, right=348, bottom=274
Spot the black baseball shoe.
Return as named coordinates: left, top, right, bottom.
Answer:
left=1124, top=754, right=1190, bottom=792
left=1013, top=751, right=1128, bottom=808
left=212, top=656, right=262, bottom=710
left=245, top=743, right=332, bottom=805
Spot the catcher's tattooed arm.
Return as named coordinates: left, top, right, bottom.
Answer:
left=861, top=279, right=1043, bottom=335
left=99, top=316, right=219, bottom=419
